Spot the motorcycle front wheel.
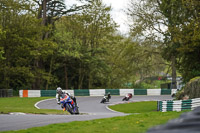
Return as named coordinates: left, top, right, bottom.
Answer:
left=75, top=106, right=79, bottom=114
left=100, top=98, right=106, bottom=103
left=66, top=104, right=74, bottom=114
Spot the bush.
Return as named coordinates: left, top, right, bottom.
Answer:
left=133, top=80, right=169, bottom=89
left=184, top=77, right=200, bottom=99
left=175, top=88, right=185, bottom=100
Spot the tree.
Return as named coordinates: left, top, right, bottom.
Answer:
left=0, top=0, right=44, bottom=89
left=127, top=0, right=200, bottom=86
left=169, top=0, right=200, bottom=82
left=126, top=0, right=167, bottom=85
left=53, top=16, right=82, bottom=89
left=156, top=0, right=200, bottom=83
left=80, top=0, right=117, bottom=89
left=30, top=0, right=93, bottom=90
left=157, top=0, right=183, bottom=88
left=53, top=0, right=117, bottom=89
left=0, top=28, right=5, bottom=61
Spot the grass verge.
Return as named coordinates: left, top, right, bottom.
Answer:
left=109, top=101, right=157, bottom=113
left=0, top=97, right=68, bottom=115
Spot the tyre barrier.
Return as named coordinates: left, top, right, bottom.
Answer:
left=19, top=89, right=176, bottom=97
left=147, top=106, right=200, bottom=133
left=158, top=98, right=200, bottom=112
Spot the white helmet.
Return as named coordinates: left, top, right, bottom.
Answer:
left=56, top=87, right=62, bottom=94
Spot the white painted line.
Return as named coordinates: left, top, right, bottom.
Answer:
left=9, top=112, right=26, bottom=115
left=106, top=105, right=121, bottom=113
left=106, top=102, right=129, bottom=113
left=34, top=98, right=56, bottom=109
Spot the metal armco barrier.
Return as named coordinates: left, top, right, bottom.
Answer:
left=147, top=106, right=200, bottom=133
left=0, top=89, right=13, bottom=97
left=19, top=89, right=176, bottom=97
left=158, top=98, right=200, bottom=112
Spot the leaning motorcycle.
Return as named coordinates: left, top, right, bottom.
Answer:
left=122, top=93, right=133, bottom=101
left=60, top=94, right=79, bottom=115
left=100, top=96, right=109, bottom=103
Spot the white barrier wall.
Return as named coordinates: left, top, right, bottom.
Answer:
left=20, top=89, right=174, bottom=97
left=28, top=90, right=41, bottom=97
left=64, top=90, right=74, bottom=96
left=147, top=89, right=161, bottom=96
left=161, top=101, right=168, bottom=112
left=172, top=101, right=182, bottom=111
left=89, top=89, right=105, bottom=96
left=19, top=90, right=23, bottom=97
left=120, top=89, right=134, bottom=96
left=192, top=98, right=200, bottom=109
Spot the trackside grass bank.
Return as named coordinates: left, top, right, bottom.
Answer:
left=0, top=99, right=187, bottom=133
left=0, top=97, right=68, bottom=115
left=109, top=101, right=157, bottom=113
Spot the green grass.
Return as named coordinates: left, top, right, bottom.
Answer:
left=0, top=97, right=68, bottom=115
left=109, top=101, right=157, bottom=113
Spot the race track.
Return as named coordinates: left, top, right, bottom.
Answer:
left=0, top=95, right=172, bottom=131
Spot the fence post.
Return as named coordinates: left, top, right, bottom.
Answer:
left=157, top=101, right=160, bottom=111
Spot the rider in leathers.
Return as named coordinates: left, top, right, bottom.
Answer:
left=56, top=87, right=77, bottom=107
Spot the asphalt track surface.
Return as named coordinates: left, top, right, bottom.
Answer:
left=0, top=95, right=172, bottom=131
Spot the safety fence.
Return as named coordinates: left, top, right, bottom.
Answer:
left=19, top=89, right=176, bottom=97
left=158, top=98, right=200, bottom=112
left=0, top=89, right=13, bottom=97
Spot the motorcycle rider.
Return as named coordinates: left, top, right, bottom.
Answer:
left=100, top=92, right=111, bottom=103
left=122, top=93, right=132, bottom=101
left=126, top=93, right=132, bottom=98
left=56, top=87, right=77, bottom=107
left=106, top=92, right=111, bottom=102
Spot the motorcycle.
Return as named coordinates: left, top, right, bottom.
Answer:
left=100, top=94, right=111, bottom=103
left=60, top=94, right=79, bottom=115
left=122, top=93, right=132, bottom=101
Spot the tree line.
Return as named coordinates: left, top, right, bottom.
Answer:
left=127, top=0, right=200, bottom=88
left=0, top=0, right=199, bottom=91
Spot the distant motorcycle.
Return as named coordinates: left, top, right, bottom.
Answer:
left=60, top=94, right=79, bottom=115
left=100, top=93, right=111, bottom=103
left=122, top=93, right=132, bottom=101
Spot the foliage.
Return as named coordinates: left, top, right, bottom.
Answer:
left=3, top=0, right=199, bottom=90
left=133, top=80, right=168, bottom=89
left=184, top=77, right=200, bottom=99
left=53, top=0, right=117, bottom=89
left=156, top=0, right=200, bottom=83
left=0, top=0, right=41, bottom=89
left=126, top=0, right=168, bottom=83
left=127, top=0, right=200, bottom=89
left=175, top=87, right=185, bottom=100
left=0, top=0, right=92, bottom=90
left=0, top=28, right=5, bottom=60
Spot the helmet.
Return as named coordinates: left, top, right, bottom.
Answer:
left=56, top=87, right=62, bottom=94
